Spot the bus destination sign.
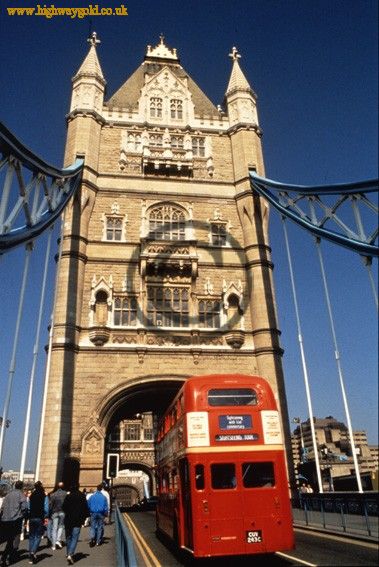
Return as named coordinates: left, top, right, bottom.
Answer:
left=215, top=433, right=259, bottom=442
left=219, top=414, right=252, bottom=430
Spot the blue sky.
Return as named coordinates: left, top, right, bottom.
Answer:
left=0, top=0, right=377, bottom=471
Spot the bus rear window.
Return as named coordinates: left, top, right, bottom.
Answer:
left=208, top=388, right=257, bottom=406
left=211, top=463, right=236, bottom=489
left=242, top=462, right=275, bottom=488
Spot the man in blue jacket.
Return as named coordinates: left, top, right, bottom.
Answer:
left=87, top=484, right=108, bottom=546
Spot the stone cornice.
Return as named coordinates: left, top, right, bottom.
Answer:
left=227, top=123, right=263, bottom=137
left=66, top=109, right=106, bottom=126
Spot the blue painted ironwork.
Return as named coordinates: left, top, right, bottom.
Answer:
left=0, top=121, right=83, bottom=252
left=250, top=172, right=379, bottom=257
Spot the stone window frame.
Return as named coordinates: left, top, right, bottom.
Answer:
left=113, top=295, right=139, bottom=327
left=127, top=132, right=142, bottom=152
left=171, top=135, right=184, bottom=149
left=149, top=134, right=163, bottom=147
left=170, top=98, right=183, bottom=120
left=192, top=137, right=205, bottom=157
left=150, top=97, right=163, bottom=119
left=146, top=285, right=190, bottom=328
left=101, top=211, right=128, bottom=242
left=125, top=422, right=141, bottom=441
left=210, top=222, right=228, bottom=246
left=147, top=203, right=187, bottom=241
left=198, top=297, right=222, bottom=329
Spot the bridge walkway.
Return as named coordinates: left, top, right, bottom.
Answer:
left=0, top=522, right=117, bottom=567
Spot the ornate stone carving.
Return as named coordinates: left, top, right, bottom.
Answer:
left=89, top=326, right=110, bottom=346
left=146, top=334, right=192, bottom=346
left=225, top=330, right=245, bottom=349
left=112, top=334, right=138, bottom=344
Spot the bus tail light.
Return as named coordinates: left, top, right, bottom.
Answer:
left=202, top=500, right=209, bottom=513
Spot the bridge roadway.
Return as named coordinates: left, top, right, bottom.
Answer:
left=123, top=510, right=378, bottom=567
left=1, top=513, right=377, bottom=566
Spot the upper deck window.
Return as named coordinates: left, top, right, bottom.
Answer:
left=208, top=388, right=257, bottom=406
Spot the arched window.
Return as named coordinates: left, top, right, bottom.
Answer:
left=148, top=205, right=186, bottom=240
left=170, top=99, right=183, bottom=120
left=147, top=286, right=189, bottom=327
left=149, top=134, right=163, bottom=147
left=127, top=133, right=141, bottom=152
left=150, top=97, right=162, bottom=118
left=171, top=136, right=184, bottom=149
left=106, top=217, right=123, bottom=241
left=210, top=223, right=227, bottom=246
left=192, top=137, right=205, bottom=157
left=113, top=297, right=138, bottom=326
left=199, top=299, right=221, bottom=328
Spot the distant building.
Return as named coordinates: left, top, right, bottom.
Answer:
left=291, top=416, right=378, bottom=491
left=0, top=470, right=35, bottom=486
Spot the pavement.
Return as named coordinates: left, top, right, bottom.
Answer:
left=0, top=523, right=117, bottom=567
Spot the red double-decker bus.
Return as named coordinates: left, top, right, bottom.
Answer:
left=155, top=374, right=294, bottom=558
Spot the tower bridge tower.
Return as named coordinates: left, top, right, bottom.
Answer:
left=37, top=35, right=293, bottom=488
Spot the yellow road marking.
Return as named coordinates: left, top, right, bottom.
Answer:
left=123, top=514, right=154, bottom=567
left=123, top=513, right=162, bottom=567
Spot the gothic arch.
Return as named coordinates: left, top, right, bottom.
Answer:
left=95, top=374, right=187, bottom=429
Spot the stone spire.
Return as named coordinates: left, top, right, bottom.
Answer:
left=225, top=46, right=258, bottom=128
left=226, top=47, right=254, bottom=95
left=73, top=32, right=105, bottom=82
left=70, top=32, right=106, bottom=114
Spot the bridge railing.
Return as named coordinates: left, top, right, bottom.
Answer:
left=292, top=492, right=378, bottom=539
left=114, top=505, right=138, bottom=567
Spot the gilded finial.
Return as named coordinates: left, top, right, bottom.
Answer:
left=88, top=31, right=101, bottom=47
left=229, top=46, right=241, bottom=61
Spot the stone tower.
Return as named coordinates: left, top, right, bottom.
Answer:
left=37, top=35, right=293, bottom=489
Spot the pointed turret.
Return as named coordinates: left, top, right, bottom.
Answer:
left=70, top=32, right=106, bottom=114
left=65, top=32, right=106, bottom=169
left=226, top=47, right=253, bottom=95
left=225, top=47, right=259, bottom=128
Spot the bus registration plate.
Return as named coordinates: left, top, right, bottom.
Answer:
left=246, top=530, right=262, bottom=543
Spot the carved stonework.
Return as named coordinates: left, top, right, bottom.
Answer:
left=81, top=426, right=104, bottom=463
left=120, top=451, right=155, bottom=466
left=112, top=334, right=138, bottom=344
left=146, top=244, right=190, bottom=255
left=89, top=326, right=110, bottom=346
left=146, top=334, right=192, bottom=346
left=225, top=330, right=245, bottom=349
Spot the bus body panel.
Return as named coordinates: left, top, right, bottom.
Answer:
left=188, top=451, right=294, bottom=557
left=156, top=375, right=295, bottom=558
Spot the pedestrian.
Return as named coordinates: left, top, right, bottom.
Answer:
left=0, top=480, right=28, bottom=566
left=83, top=489, right=92, bottom=527
left=100, top=483, right=111, bottom=524
left=306, top=484, right=314, bottom=493
left=87, top=484, right=108, bottom=547
left=49, top=481, right=67, bottom=550
left=27, top=481, right=49, bottom=565
left=62, top=484, right=89, bottom=565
